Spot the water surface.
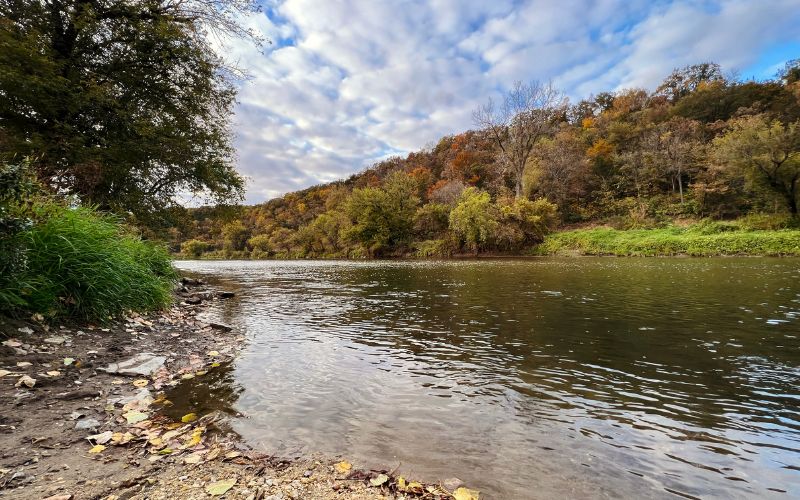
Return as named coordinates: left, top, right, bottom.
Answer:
left=173, top=258, right=800, bottom=499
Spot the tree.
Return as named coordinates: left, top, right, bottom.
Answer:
left=655, top=63, right=725, bottom=102
left=712, top=115, right=800, bottom=215
left=641, top=118, right=703, bottom=204
left=474, top=81, right=566, bottom=198
left=449, top=188, right=497, bottom=254
left=0, top=0, right=260, bottom=222
left=181, top=239, right=209, bottom=258
left=528, top=128, right=591, bottom=216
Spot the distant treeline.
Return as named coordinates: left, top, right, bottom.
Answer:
left=169, top=62, right=800, bottom=259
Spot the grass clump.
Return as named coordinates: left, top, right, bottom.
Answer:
left=535, top=220, right=800, bottom=257
left=1, top=200, right=176, bottom=321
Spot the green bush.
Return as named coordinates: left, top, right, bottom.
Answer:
left=181, top=239, right=210, bottom=258
left=1, top=201, right=176, bottom=320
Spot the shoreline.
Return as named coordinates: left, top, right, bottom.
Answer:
left=0, top=280, right=472, bottom=500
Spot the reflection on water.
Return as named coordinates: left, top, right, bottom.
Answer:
left=174, top=258, right=800, bottom=499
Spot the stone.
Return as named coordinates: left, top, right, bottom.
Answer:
left=44, top=336, right=66, bottom=344
left=100, top=353, right=166, bottom=377
left=74, top=418, right=101, bottom=430
left=217, top=291, right=235, bottom=298
left=208, top=322, right=233, bottom=332
left=107, top=388, right=152, bottom=406
left=184, top=295, right=202, bottom=305
left=443, top=477, right=464, bottom=491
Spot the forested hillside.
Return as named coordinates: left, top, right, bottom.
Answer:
left=169, top=62, right=800, bottom=258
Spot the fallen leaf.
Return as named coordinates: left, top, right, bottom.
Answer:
left=184, top=453, right=203, bottom=464
left=88, top=431, right=114, bottom=445
left=123, top=411, right=148, bottom=424
left=335, top=461, right=352, bottom=474
left=224, top=451, right=242, bottom=459
left=46, top=370, right=61, bottom=377
left=396, top=476, right=407, bottom=491
left=180, top=373, right=195, bottom=380
left=205, top=448, right=221, bottom=461
left=211, top=362, right=221, bottom=368
left=18, top=327, right=33, bottom=334
left=181, top=413, right=198, bottom=423
left=158, top=448, right=173, bottom=455
left=63, top=358, right=75, bottom=366
left=370, top=474, right=389, bottom=487
left=132, top=379, right=149, bottom=388
left=407, top=481, right=424, bottom=494
left=453, top=487, right=480, bottom=500
left=185, top=428, right=203, bottom=448
left=206, top=478, right=236, bottom=496
left=195, top=370, right=207, bottom=376
left=88, top=444, right=106, bottom=454
left=17, top=361, right=32, bottom=368
left=207, top=351, right=220, bottom=357
left=15, top=375, right=36, bottom=388
left=149, top=437, right=164, bottom=447
left=0, top=370, right=11, bottom=377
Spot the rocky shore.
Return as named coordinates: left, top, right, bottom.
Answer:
left=0, top=279, right=477, bottom=500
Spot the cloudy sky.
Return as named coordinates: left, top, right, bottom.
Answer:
left=221, top=0, right=800, bottom=204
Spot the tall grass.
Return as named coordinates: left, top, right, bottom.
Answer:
left=535, top=221, right=800, bottom=257
left=1, top=201, right=176, bottom=321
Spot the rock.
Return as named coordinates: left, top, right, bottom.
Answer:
left=217, top=291, right=235, bottom=299
left=208, top=322, right=233, bottom=332
left=17, top=327, right=34, bottom=335
left=43, top=495, right=73, bottom=500
left=44, top=336, right=66, bottom=344
left=181, top=277, right=200, bottom=286
left=74, top=418, right=101, bottom=430
left=55, top=389, right=101, bottom=400
left=107, top=388, right=152, bottom=406
left=100, top=353, right=166, bottom=376
left=184, top=295, right=202, bottom=305
left=15, top=375, right=36, bottom=388
left=443, top=477, right=464, bottom=491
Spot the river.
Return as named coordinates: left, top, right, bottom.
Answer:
left=172, top=258, right=800, bottom=499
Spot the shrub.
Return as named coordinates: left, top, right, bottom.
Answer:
left=449, top=188, right=497, bottom=254
left=181, top=239, right=210, bottom=258
left=1, top=201, right=176, bottom=320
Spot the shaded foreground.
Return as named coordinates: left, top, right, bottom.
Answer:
left=0, top=281, right=475, bottom=500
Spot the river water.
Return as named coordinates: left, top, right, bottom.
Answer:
left=172, top=258, right=800, bottom=499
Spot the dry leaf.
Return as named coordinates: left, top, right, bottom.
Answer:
left=123, top=410, right=148, bottom=424
left=0, top=370, right=10, bottom=377
left=184, top=453, right=203, bottom=464
left=206, top=478, right=236, bottom=496
left=453, top=487, right=480, bottom=500
left=180, top=413, right=198, bottom=423
left=370, top=474, right=389, bottom=487
left=207, top=351, right=220, bottom=357
left=88, top=431, right=114, bottom=445
left=132, top=379, right=149, bottom=388
left=17, top=361, right=32, bottom=368
left=46, top=370, right=61, bottom=377
left=88, top=444, right=106, bottom=454
left=15, top=375, right=36, bottom=388
left=63, top=358, right=75, bottom=366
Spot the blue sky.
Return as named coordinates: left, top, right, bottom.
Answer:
left=218, top=0, right=800, bottom=204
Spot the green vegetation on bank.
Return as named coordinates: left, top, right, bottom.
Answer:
left=167, top=62, right=800, bottom=259
left=1, top=161, right=176, bottom=321
left=535, top=218, right=800, bottom=257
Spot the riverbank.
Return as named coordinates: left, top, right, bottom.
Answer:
left=0, top=280, right=473, bottom=499
left=533, top=225, right=800, bottom=256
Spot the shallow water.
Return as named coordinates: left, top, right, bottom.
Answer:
left=173, top=258, right=800, bottom=499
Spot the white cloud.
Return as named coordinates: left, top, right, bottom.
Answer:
left=221, top=0, right=800, bottom=203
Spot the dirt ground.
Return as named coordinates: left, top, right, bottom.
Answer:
left=0, top=280, right=476, bottom=500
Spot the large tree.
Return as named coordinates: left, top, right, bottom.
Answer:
left=474, top=81, right=566, bottom=198
left=712, top=115, right=800, bottom=215
left=0, top=0, right=260, bottom=222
